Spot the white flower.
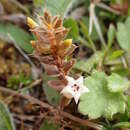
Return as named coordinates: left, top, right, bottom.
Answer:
left=61, top=76, right=89, bottom=104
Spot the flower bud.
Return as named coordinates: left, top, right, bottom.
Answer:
left=30, top=40, right=36, bottom=48
left=58, top=39, right=72, bottom=57
left=63, top=39, right=72, bottom=47
left=27, top=17, right=38, bottom=28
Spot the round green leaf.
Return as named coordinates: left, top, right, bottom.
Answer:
left=116, top=17, right=130, bottom=52
left=78, top=71, right=126, bottom=119
left=107, top=73, right=130, bottom=92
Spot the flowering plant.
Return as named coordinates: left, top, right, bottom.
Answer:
left=27, top=10, right=89, bottom=105
left=1, top=0, right=130, bottom=130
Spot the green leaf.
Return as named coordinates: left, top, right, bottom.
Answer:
left=128, top=4, right=130, bottom=16
left=81, top=17, right=98, bottom=41
left=44, top=0, right=75, bottom=17
left=42, top=74, right=61, bottom=106
left=40, top=121, right=58, bottom=130
left=107, top=73, right=130, bottom=92
left=102, top=126, right=112, bottom=130
left=74, top=52, right=103, bottom=73
left=116, top=17, right=130, bottom=52
left=108, top=50, right=124, bottom=61
left=81, top=17, right=105, bottom=41
left=34, top=0, right=44, bottom=6
left=0, top=100, right=15, bottom=130
left=78, top=71, right=126, bottom=119
left=7, top=73, right=32, bottom=89
left=0, top=23, right=33, bottom=53
left=107, top=24, right=116, bottom=49
left=119, top=111, right=129, bottom=122
left=63, top=18, right=79, bottom=40
left=113, top=122, right=130, bottom=129
left=111, top=0, right=125, bottom=5
left=43, top=85, right=61, bottom=106
left=127, top=95, right=130, bottom=109
left=111, top=68, right=130, bottom=77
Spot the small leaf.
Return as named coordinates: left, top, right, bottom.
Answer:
left=63, top=18, right=79, bottom=40
left=44, top=0, right=75, bottom=17
left=0, top=23, right=33, bottom=53
left=111, top=0, right=124, bottom=4
left=78, top=71, right=126, bottom=119
left=107, top=73, right=130, bottom=92
left=42, top=74, right=61, bottom=106
left=108, top=50, right=124, bottom=61
left=116, top=17, right=130, bottom=52
left=102, top=126, right=111, bottom=130
left=34, top=0, right=44, bottom=6
left=113, top=122, right=130, bottom=129
left=0, top=100, right=15, bottom=130
left=7, top=73, right=32, bottom=90
left=119, top=111, right=129, bottom=122
left=107, top=24, right=116, bottom=49
left=74, top=52, right=103, bottom=73
left=127, top=96, right=130, bottom=110
left=111, top=68, right=130, bottom=77
left=43, top=85, right=61, bottom=106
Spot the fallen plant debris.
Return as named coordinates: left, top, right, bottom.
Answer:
left=0, top=0, right=130, bottom=130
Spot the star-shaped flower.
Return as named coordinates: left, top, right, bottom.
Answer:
left=61, top=76, right=89, bottom=104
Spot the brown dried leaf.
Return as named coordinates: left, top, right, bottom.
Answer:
left=43, top=64, right=59, bottom=76
left=43, top=10, right=52, bottom=24
left=55, top=27, right=66, bottom=34
left=48, top=80, right=65, bottom=91
left=54, top=19, right=63, bottom=28
left=63, top=59, right=75, bottom=75
left=31, top=41, right=51, bottom=55
left=55, top=29, right=69, bottom=43
left=52, top=16, right=59, bottom=26
left=31, top=27, right=48, bottom=41
left=65, top=44, right=77, bottom=56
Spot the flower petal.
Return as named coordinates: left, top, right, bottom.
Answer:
left=61, top=86, right=74, bottom=99
left=65, top=76, right=75, bottom=86
left=74, top=93, right=80, bottom=104
left=80, top=86, right=90, bottom=95
left=76, top=76, right=84, bottom=86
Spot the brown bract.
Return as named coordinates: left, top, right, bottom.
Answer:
left=27, top=10, right=77, bottom=91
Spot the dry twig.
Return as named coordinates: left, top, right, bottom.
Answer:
left=0, top=86, right=102, bottom=130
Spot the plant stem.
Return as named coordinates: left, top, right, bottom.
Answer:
left=89, top=3, right=107, bottom=49
left=97, top=2, right=121, bottom=15
left=78, top=36, right=91, bottom=48
left=79, top=21, right=97, bottom=52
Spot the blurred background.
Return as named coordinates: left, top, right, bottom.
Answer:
left=0, top=0, right=130, bottom=130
